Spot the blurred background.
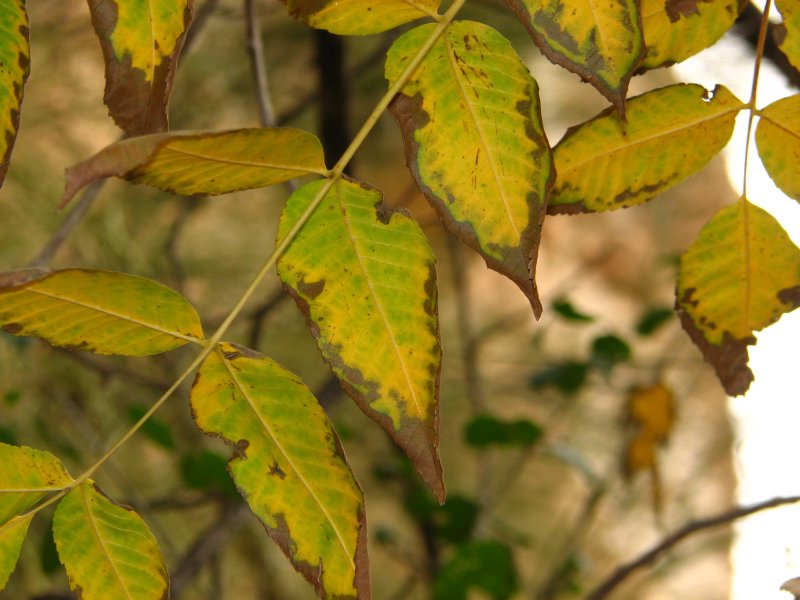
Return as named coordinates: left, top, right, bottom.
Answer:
left=0, top=1, right=794, bottom=598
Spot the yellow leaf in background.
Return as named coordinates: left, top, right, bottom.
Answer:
left=677, top=200, right=800, bottom=396
left=627, top=384, right=674, bottom=443
left=549, top=84, right=742, bottom=214
left=87, top=0, right=193, bottom=134
left=503, top=0, right=643, bottom=114
left=0, top=268, right=203, bottom=356
left=756, top=93, right=800, bottom=202
left=386, top=21, right=553, bottom=317
left=0, top=0, right=29, bottom=188
left=776, top=0, right=800, bottom=72
left=282, top=0, right=441, bottom=35
left=53, top=481, right=169, bottom=600
left=191, top=343, right=369, bottom=599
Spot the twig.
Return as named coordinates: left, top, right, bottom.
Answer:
left=182, top=0, right=221, bottom=55
left=54, top=348, right=170, bottom=392
left=244, top=0, right=277, bottom=127
left=585, top=495, right=800, bottom=600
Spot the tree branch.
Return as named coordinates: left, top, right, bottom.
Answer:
left=586, top=495, right=800, bottom=600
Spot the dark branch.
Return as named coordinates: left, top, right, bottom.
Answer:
left=735, top=4, right=800, bottom=90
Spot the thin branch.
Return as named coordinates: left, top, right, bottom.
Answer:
left=585, top=495, right=800, bottom=600
left=244, top=0, right=277, bottom=127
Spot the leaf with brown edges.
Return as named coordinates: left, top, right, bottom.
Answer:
left=0, top=0, right=29, bottom=188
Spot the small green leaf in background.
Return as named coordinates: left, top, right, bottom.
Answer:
left=639, top=0, right=741, bottom=70
left=552, top=298, right=594, bottom=323
left=0, top=268, right=203, bottom=356
left=3, top=389, right=20, bottom=406
left=530, top=361, right=588, bottom=395
left=53, top=481, right=169, bottom=600
left=503, top=0, right=643, bottom=114
left=282, top=0, right=441, bottom=35
left=756, top=93, right=800, bottom=202
left=775, top=0, right=800, bottom=71
left=590, top=334, right=631, bottom=373
left=180, top=450, right=239, bottom=499
left=0, top=513, right=32, bottom=590
left=465, top=415, right=542, bottom=448
left=128, top=404, right=175, bottom=450
left=636, top=307, right=674, bottom=336
left=549, top=84, right=743, bottom=214
left=278, top=178, right=444, bottom=501
left=434, top=539, right=518, bottom=600
left=61, top=127, right=327, bottom=207
left=191, top=343, right=369, bottom=599
left=87, top=0, right=193, bottom=134
left=0, top=0, right=29, bottom=188
left=677, top=200, right=800, bottom=396
left=435, top=495, right=479, bottom=545
left=386, top=21, right=553, bottom=317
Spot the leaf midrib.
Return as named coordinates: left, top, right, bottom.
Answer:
left=162, top=144, right=327, bottom=175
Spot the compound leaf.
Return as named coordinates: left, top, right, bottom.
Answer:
left=503, top=0, right=643, bottom=114
left=0, top=268, right=203, bottom=356
left=776, top=0, right=800, bottom=71
left=386, top=21, right=553, bottom=317
left=53, top=481, right=169, bottom=600
left=191, top=343, right=369, bottom=599
left=62, top=127, right=327, bottom=207
left=87, top=0, right=193, bottom=134
left=549, top=84, right=742, bottom=214
left=277, top=178, right=445, bottom=501
left=677, top=200, right=800, bottom=396
left=640, top=0, right=741, bottom=70
left=0, top=0, right=29, bottom=188
left=282, top=0, right=441, bottom=35
left=756, top=93, right=800, bottom=202
left=0, top=513, right=32, bottom=590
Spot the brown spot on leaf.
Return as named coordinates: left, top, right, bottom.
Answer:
left=778, top=285, right=800, bottom=308
left=2, top=323, right=23, bottom=334
left=233, top=439, right=249, bottom=460
left=665, top=0, right=708, bottom=22
left=269, top=460, right=286, bottom=479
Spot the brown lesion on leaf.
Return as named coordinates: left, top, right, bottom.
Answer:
left=778, top=285, right=800, bottom=309
left=269, top=460, right=286, bottom=479
left=611, top=177, right=674, bottom=207
left=0, top=267, right=49, bottom=289
left=665, top=0, right=711, bottom=22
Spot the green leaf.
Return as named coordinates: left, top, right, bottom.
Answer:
left=552, top=298, right=594, bottom=323
left=282, top=0, right=441, bottom=35
left=191, top=343, right=369, bottom=599
left=436, top=495, right=480, bottom=545
left=549, top=84, right=742, bottom=214
left=503, top=0, right=643, bottom=114
left=87, top=0, right=192, bottom=134
left=0, top=0, right=29, bottom=188
left=61, top=127, right=327, bottom=207
left=776, top=0, right=800, bottom=71
left=0, top=443, right=73, bottom=525
left=179, top=450, right=239, bottom=499
left=530, top=361, right=588, bottom=395
left=677, top=200, right=800, bottom=396
left=0, top=513, right=32, bottom=590
left=53, top=481, right=169, bottom=600
left=636, top=307, right=674, bottom=336
left=640, top=0, right=741, bottom=70
left=434, top=540, right=518, bottom=600
left=756, top=93, right=800, bottom=202
left=590, top=334, right=631, bottom=373
left=464, top=415, right=542, bottom=448
left=0, top=268, right=203, bottom=356
left=277, top=178, right=445, bottom=501
left=386, top=21, right=553, bottom=318
left=128, top=405, right=175, bottom=450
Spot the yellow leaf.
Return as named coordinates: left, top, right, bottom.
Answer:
left=756, top=93, right=800, bottom=202
left=61, top=127, right=327, bottom=207
left=677, top=200, right=800, bottom=395
left=53, top=481, right=169, bottom=600
left=386, top=21, right=553, bottom=317
left=503, top=0, right=643, bottom=114
left=0, top=268, right=203, bottom=356
left=549, top=84, right=742, bottom=213
left=283, top=0, right=441, bottom=35
left=191, top=343, right=369, bottom=599
left=0, top=514, right=32, bottom=590
left=776, top=0, right=800, bottom=72
left=87, top=0, right=193, bottom=134
left=627, top=384, right=674, bottom=443
left=277, top=178, right=445, bottom=501
left=0, top=0, right=29, bottom=187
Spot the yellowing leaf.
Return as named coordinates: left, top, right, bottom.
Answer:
left=386, top=21, right=553, bottom=317
left=191, top=343, right=369, bottom=600
left=640, top=0, right=741, bottom=70
left=88, top=0, right=193, bottom=134
left=677, top=200, right=800, bottom=396
left=282, top=0, right=441, bottom=35
left=0, top=0, right=29, bottom=187
left=627, top=384, right=674, bottom=443
left=776, top=0, right=800, bottom=71
left=0, top=443, right=73, bottom=524
left=0, top=513, right=32, bottom=590
left=61, top=127, right=327, bottom=207
left=549, top=84, right=742, bottom=214
left=503, top=0, right=643, bottom=114
left=277, top=178, right=445, bottom=501
left=756, top=93, right=800, bottom=202
left=0, top=268, right=203, bottom=356
left=53, top=481, right=169, bottom=600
